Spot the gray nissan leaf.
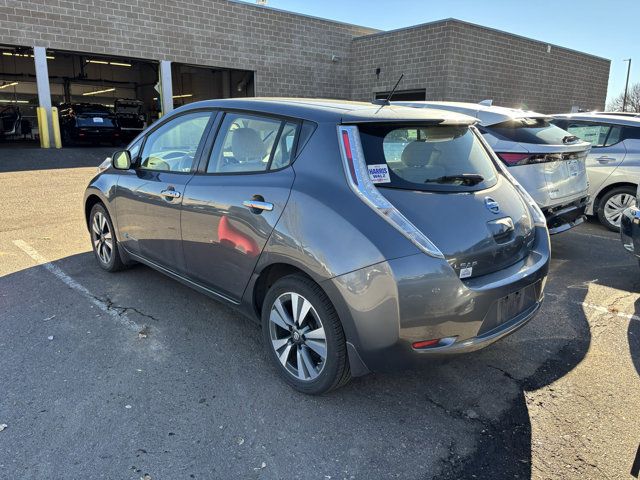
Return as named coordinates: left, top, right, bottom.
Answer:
left=84, top=98, right=550, bottom=394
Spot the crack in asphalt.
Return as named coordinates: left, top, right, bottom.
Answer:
left=488, top=364, right=522, bottom=385
left=101, top=296, right=161, bottom=322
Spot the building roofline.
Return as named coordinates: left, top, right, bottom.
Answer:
left=225, top=0, right=379, bottom=33
left=353, top=17, right=610, bottom=63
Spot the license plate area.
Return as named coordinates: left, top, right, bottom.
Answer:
left=478, top=282, right=540, bottom=335
left=567, top=159, right=580, bottom=177
left=497, top=289, right=529, bottom=323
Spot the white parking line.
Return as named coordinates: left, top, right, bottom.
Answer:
left=12, top=239, right=141, bottom=332
left=581, top=301, right=640, bottom=322
left=546, top=291, right=640, bottom=322
left=567, top=230, right=616, bottom=241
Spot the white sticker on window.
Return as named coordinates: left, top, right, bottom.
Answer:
left=367, top=164, right=391, bottom=184
left=459, top=267, right=472, bottom=279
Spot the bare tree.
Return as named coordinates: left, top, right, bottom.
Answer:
left=607, top=82, right=640, bottom=112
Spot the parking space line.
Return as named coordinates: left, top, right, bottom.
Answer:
left=12, top=239, right=142, bottom=332
left=567, top=230, right=616, bottom=241
left=581, top=301, right=640, bottom=322
left=546, top=292, right=640, bottom=322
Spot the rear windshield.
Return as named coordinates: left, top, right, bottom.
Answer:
left=74, top=104, right=112, bottom=114
left=358, top=124, right=497, bottom=192
left=485, top=117, right=573, bottom=145
left=76, top=115, right=116, bottom=128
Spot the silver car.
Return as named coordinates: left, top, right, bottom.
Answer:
left=552, top=113, right=640, bottom=231
left=84, top=99, right=549, bottom=394
left=397, top=102, right=592, bottom=234
left=620, top=185, right=640, bottom=267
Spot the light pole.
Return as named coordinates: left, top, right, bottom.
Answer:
left=623, top=58, right=632, bottom=112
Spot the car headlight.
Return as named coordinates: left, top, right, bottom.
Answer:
left=97, top=157, right=111, bottom=174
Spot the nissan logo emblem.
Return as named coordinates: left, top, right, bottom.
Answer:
left=484, top=197, right=501, bottom=214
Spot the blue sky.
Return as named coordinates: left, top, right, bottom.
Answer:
left=239, top=0, right=639, bottom=105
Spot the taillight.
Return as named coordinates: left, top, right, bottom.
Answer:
left=412, top=337, right=457, bottom=350
left=341, top=130, right=358, bottom=185
left=496, top=152, right=530, bottom=166
left=337, top=126, right=444, bottom=259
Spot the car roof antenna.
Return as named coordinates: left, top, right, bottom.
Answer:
left=372, top=73, right=404, bottom=107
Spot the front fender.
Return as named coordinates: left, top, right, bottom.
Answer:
left=83, top=171, right=120, bottom=235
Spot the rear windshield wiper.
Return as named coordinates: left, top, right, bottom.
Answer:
left=425, top=174, right=485, bottom=186
left=562, top=135, right=579, bottom=144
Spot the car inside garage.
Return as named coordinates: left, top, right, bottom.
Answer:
left=0, top=46, right=256, bottom=149
left=0, top=44, right=39, bottom=146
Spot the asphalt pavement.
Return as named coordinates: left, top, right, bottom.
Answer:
left=0, top=147, right=638, bottom=480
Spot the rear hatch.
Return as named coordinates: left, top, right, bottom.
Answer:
left=74, top=105, right=117, bottom=131
left=357, top=123, right=535, bottom=279
left=482, top=117, right=591, bottom=202
left=114, top=99, right=145, bottom=130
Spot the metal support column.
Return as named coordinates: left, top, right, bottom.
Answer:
left=159, top=60, right=173, bottom=116
left=34, top=46, right=53, bottom=148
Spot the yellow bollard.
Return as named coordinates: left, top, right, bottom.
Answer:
left=36, top=107, right=50, bottom=149
left=51, top=107, right=62, bottom=149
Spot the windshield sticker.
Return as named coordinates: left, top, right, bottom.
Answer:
left=367, top=164, right=391, bottom=184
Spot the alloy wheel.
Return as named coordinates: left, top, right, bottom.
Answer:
left=604, top=193, right=636, bottom=228
left=268, top=292, right=327, bottom=381
left=91, top=211, right=113, bottom=265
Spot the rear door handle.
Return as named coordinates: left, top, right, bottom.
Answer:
left=243, top=200, right=273, bottom=212
left=596, top=156, right=615, bottom=164
left=160, top=189, right=181, bottom=199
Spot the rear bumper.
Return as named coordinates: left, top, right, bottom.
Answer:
left=324, top=226, right=550, bottom=374
left=71, top=129, right=120, bottom=142
left=543, top=196, right=588, bottom=235
left=621, top=206, right=640, bottom=258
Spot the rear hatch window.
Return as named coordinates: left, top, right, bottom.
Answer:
left=485, top=117, right=576, bottom=145
left=76, top=114, right=116, bottom=128
left=354, top=123, right=534, bottom=279
left=358, top=124, right=497, bottom=192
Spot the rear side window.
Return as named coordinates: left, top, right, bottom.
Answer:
left=565, top=122, right=622, bottom=147
left=622, top=126, right=640, bottom=140
left=207, top=113, right=299, bottom=173
left=486, top=117, right=573, bottom=145
left=358, top=124, right=497, bottom=192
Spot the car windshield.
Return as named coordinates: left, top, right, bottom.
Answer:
left=357, top=124, right=497, bottom=192
left=74, top=105, right=112, bottom=115
left=486, top=117, right=573, bottom=144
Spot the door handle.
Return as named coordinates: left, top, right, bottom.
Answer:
left=160, top=189, right=181, bottom=199
left=596, top=156, right=615, bottom=164
left=243, top=200, right=273, bottom=212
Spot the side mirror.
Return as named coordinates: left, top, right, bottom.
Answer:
left=112, top=150, right=131, bottom=170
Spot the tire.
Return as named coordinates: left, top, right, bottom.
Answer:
left=89, top=203, right=126, bottom=272
left=597, top=186, right=637, bottom=232
left=261, top=274, right=351, bottom=394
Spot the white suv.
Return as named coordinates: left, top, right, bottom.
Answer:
left=552, top=113, right=640, bottom=231
left=397, top=101, right=591, bottom=234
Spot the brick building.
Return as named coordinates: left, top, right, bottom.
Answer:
left=0, top=0, right=610, bottom=147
